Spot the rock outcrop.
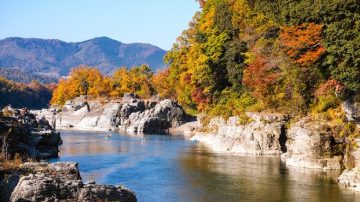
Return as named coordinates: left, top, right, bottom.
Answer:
left=119, top=99, right=186, bottom=132
left=7, top=162, right=136, bottom=202
left=34, top=94, right=186, bottom=133
left=282, top=116, right=343, bottom=170
left=343, top=99, right=360, bottom=128
left=0, top=107, right=61, bottom=159
left=190, top=113, right=288, bottom=155
left=190, top=113, right=344, bottom=170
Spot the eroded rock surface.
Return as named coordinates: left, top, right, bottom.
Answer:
left=190, top=113, right=288, bottom=155
left=34, top=94, right=186, bottom=133
left=190, top=113, right=344, bottom=170
left=9, top=162, right=136, bottom=202
left=283, top=117, right=343, bottom=170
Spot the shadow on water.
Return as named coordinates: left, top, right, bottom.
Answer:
left=51, top=130, right=360, bottom=202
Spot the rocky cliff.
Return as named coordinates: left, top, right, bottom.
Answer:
left=33, top=94, right=187, bottom=133
left=190, top=113, right=288, bottom=155
left=283, top=116, right=343, bottom=170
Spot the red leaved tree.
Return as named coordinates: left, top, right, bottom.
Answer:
left=242, top=55, right=280, bottom=99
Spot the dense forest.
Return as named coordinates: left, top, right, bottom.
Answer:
left=163, top=0, right=360, bottom=117
left=52, top=0, right=359, bottom=118
left=0, top=77, right=54, bottom=109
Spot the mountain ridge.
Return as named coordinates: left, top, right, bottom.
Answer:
left=0, top=36, right=167, bottom=82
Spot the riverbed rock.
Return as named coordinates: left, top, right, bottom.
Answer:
left=283, top=116, right=343, bottom=170
left=0, top=107, right=61, bottom=159
left=33, top=94, right=186, bottom=133
left=9, top=162, right=136, bottom=202
left=190, top=113, right=288, bottom=155
left=120, top=99, right=186, bottom=132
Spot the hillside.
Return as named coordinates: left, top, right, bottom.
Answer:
left=0, top=77, right=53, bottom=109
left=0, top=68, right=58, bottom=83
left=0, top=37, right=166, bottom=81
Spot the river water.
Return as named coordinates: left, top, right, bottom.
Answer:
left=51, top=130, right=359, bottom=202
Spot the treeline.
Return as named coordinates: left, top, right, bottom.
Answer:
left=51, top=65, right=162, bottom=105
left=0, top=68, right=58, bottom=84
left=0, top=77, right=54, bottom=109
left=160, top=0, right=360, bottom=116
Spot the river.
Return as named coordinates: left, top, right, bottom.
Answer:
left=51, top=130, right=360, bottom=202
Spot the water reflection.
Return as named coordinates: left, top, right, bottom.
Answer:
left=52, top=130, right=359, bottom=202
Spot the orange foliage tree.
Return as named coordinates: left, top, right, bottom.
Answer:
left=51, top=66, right=104, bottom=105
left=152, top=68, right=174, bottom=98
left=242, top=55, right=280, bottom=99
left=280, top=23, right=326, bottom=66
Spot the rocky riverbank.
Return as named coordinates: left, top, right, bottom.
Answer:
left=33, top=94, right=187, bottom=133
left=0, top=107, right=137, bottom=201
left=1, top=162, right=136, bottom=202
left=187, top=100, right=360, bottom=192
left=190, top=113, right=344, bottom=170
left=190, top=113, right=288, bottom=155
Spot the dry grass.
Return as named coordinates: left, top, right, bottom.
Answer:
left=0, top=153, right=23, bottom=172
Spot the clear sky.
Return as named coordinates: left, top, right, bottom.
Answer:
left=0, top=0, right=199, bottom=50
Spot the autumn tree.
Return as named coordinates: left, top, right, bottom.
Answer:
left=152, top=68, right=174, bottom=98
left=110, top=67, right=131, bottom=97
left=280, top=23, right=326, bottom=66
left=242, top=55, right=280, bottom=100
left=51, top=66, right=104, bottom=105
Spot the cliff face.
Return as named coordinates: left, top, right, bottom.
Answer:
left=191, top=113, right=288, bottom=155
left=283, top=117, right=343, bottom=170
left=33, top=94, right=187, bottom=133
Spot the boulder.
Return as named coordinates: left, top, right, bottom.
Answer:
left=9, top=162, right=136, bottom=202
left=120, top=99, right=186, bottom=132
left=283, top=117, right=343, bottom=170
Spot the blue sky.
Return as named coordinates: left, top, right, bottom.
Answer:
left=0, top=0, right=199, bottom=50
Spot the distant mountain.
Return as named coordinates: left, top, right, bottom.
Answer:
left=0, top=37, right=167, bottom=81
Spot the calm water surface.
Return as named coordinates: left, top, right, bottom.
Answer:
left=51, top=130, right=360, bottom=202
